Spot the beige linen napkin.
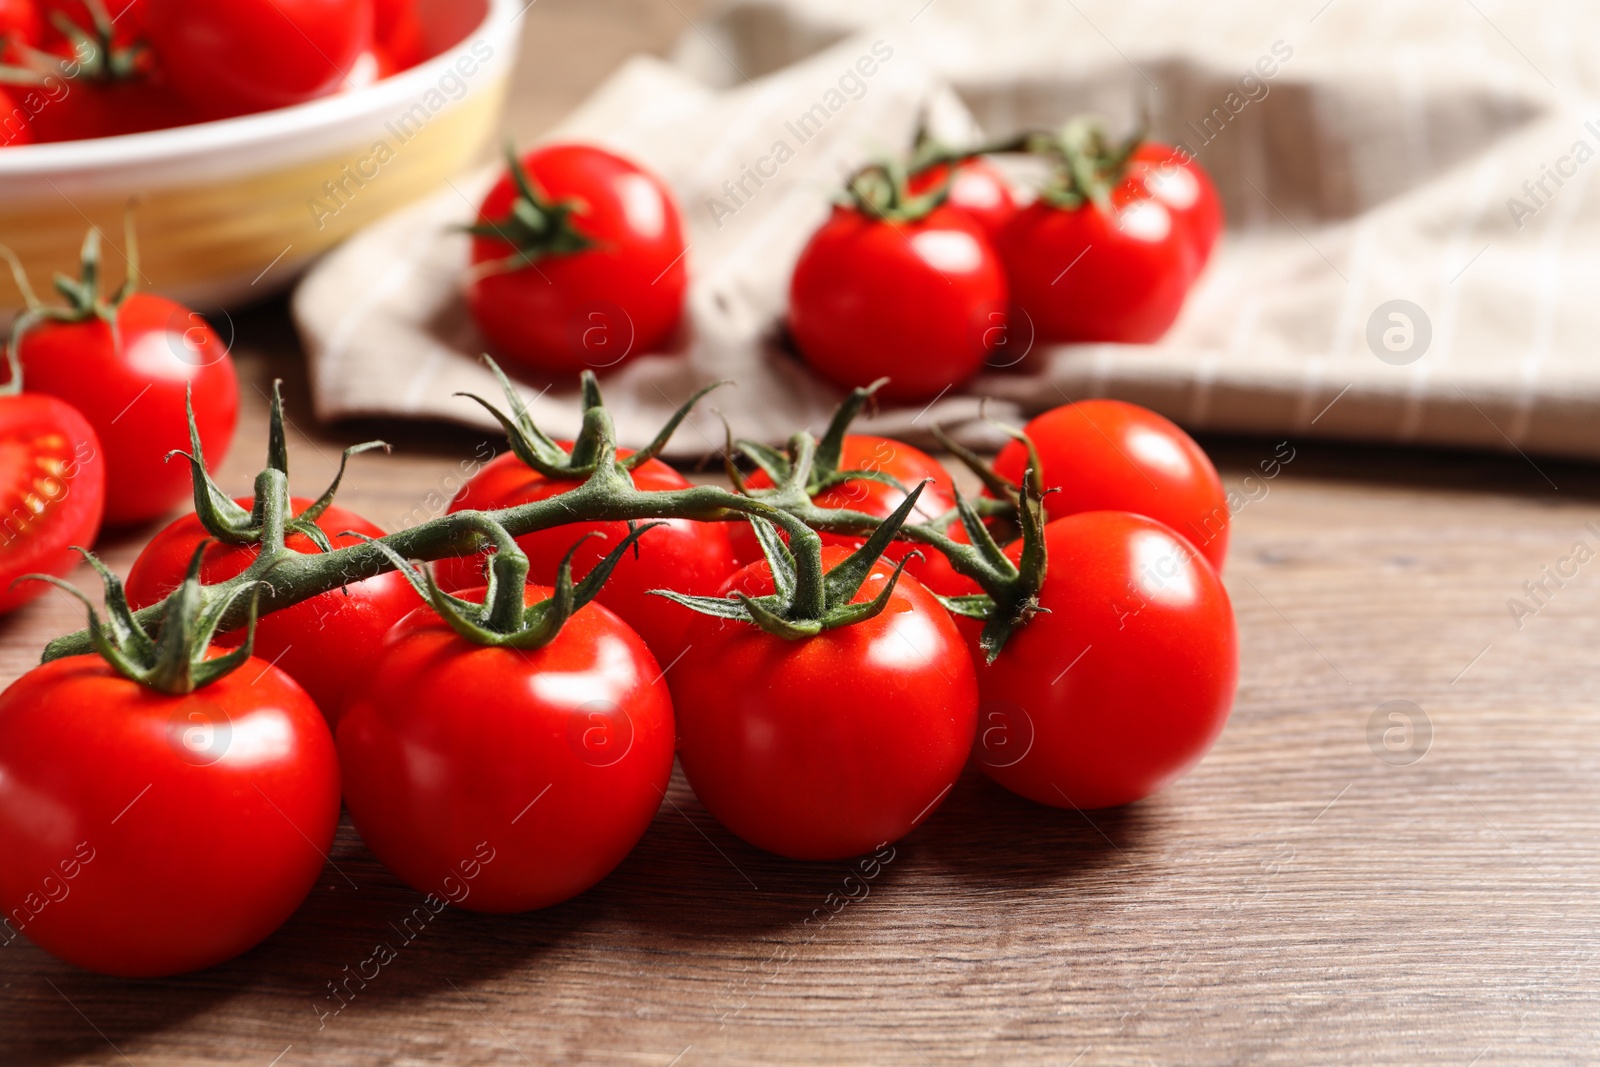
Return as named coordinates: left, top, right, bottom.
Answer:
left=296, top=0, right=1600, bottom=460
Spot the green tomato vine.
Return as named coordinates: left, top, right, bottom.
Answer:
left=40, top=358, right=1051, bottom=676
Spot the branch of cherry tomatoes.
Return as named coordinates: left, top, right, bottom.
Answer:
left=0, top=111, right=1238, bottom=979
left=1, top=348, right=1237, bottom=978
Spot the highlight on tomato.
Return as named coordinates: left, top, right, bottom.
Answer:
left=436, top=359, right=735, bottom=668
left=11, top=224, right=238, bottom=526
left=990, top=398, right=1231, bottom=572
left=466, top=143, right=689, bottom=377
left=789, top=160, right=1007, bottom=402
left=906, top=154, right=1018, bottom=244
left=0, top=548, right=339, bottom=977
left=994, top=118, right=1222, bottom=344
left=662, top=489, right=978, bottom=861
left=968, top=510, right=1238, bottom=810
left=124, top=383, right=418, bottom=724
left=339, top=521, right=674, bottom=913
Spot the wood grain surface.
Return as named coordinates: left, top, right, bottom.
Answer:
left=4, top=3, right=1599, bottom=1064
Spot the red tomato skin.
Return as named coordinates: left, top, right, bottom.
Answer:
left=1126, top=142, right=1223, bottom=278
left=468, top=145, right=688, bottom=376
left=17, top=292, right=237, bottom=526
left=997, top=192, right=1191, bottom=344
left=0, top=394, right=104, bottom=613
left=143, top=0, right=371, bottom=117
left=0, top=654, right=339, bottom=977
left=0, top=0, right=41, bottom=59
left=991, top=399, right=1230, bottom=572
left=338, top=586, right=674, bottom=913
left=671, top=549, right=978, bottom=860
left=907, top=158, right=1018, bottom=243
left=436, top=449, right=736, bottom=668
left=371, top=0, right=425, bottom=69
left=973, top=512, right=1237, bottom=810
left=124, top=499, right=419, bottom=724
left=789, top=204, right=1006, bottom=402
left=731, top=434, right=968, bottom=596
left=0, top=85, right=33, bottom=146
left=27, top=79, right=190, bottom=141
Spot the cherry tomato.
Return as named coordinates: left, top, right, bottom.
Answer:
left=436, top=448, right=736, bottom=669
left=907, top=158, right=1018, bottom=243
left=468, top=144, right=689, bottom=377
left=0, top=85, right=35, bottom=145
left=0, top=651, right=339, bottom=976
left=789, top=203, right=1006, bottom=402
left=124, top=499, right=419, bottom=723
left=996, top=141, right=1218, bottom=344
left=143, top=0, right=371, bottom=118
left=371, top=0, right=424, bottom=70
left=671, top=548, right=977, bottom=860
left=732, top=434, right=968, bottom=595
left=18, top=291, right=238, bottom=526
left=0, top=394, right=103, bottom=612
left=1126, top=142, right=1223, bottom=279
left=339, top=584, right=674, bottom=913
left=992, top=399, right=1230, bottom=572
left=971, top=512, right=1237, bottom=810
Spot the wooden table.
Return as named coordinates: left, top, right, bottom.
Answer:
left=4, top=4, right=1599, bottom=1064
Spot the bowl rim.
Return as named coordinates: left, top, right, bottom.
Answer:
left=0, top=0, right=519, bottom=176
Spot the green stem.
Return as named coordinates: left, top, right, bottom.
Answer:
left=43, top=479, right=796, bottom=661
left=40, top=472, right=1025, bottom=663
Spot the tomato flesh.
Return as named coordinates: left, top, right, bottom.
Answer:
left=17, top=292, right=237, bottom=526
left=0, top=394, right=104, bottom=613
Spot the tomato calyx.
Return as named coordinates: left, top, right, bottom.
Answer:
left=0, top=0, right=148, bottom=87
left=991, top=117, right=1144, bottom=212
left=3, top=225, right=138, bottom=375
left=924, top=420, right=1055, bottom=661
left=28, top=544, right=264, bottom=693
left=841, top=158, right=953, bottom=224
left=655, top=478, right=927, bottom=639
left=459, top=355, right=726, bottom=481
left=465, top=144, right=601, bottom=276
left=367, top=514, right=657, bottom=649
left=171, top=379, right=387, bottom=552
left=728, top=377, right=909, bottom=502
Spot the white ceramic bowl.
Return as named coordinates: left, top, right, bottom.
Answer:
left=0, top=0, right=520, bottom=312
